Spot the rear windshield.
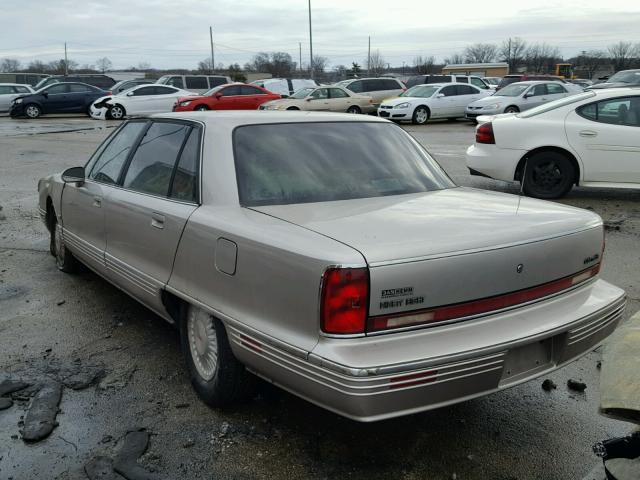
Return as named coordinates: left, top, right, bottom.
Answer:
left=233, top=122, right=453, bottom=206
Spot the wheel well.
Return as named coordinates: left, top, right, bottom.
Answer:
left=286, top=107, right=300, bottom=110
left=46, top=197, right=55, bottom=232
left=415, top=105, right=430, bottom=115
left=504, top=105, right=519, bottom=112
left=514, top=147, right=580, bottom=184
left=195, top=104, right=209, bottom=110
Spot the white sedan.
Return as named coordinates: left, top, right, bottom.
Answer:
left=0, top=83, right=34, bottom=112
left=90, top=84, right=196, bottom=119
left=466, top=88, right=640, bottom=199
left=378, top=83, right=492, bottom=124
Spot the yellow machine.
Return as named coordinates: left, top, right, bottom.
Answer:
left=555, top=63, right=575, bottom=79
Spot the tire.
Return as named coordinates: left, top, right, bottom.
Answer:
left=50, top=214, right=79, bottom=273
left=195, top=105, right=209, bottom=111
left=180, top=304, right=254, bottom=407
left=286, top=107, right=300, bottom=111
left=504, top=106, right=520, bottom=114
left=108, top=104, right=126, bottom=120
left=412, top=106, right=430, bottom=125
left=522, top=151, right=575, bottom=199
left=24, top=104, right=41, bottom=119
left=346, top=105, right=361, bottom=114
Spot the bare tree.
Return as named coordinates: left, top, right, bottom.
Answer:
left=413, top=55, right=436, bottom=74
left=27, top=60, right=47, bottom=73
left=47, top=59, right=78, bottom=74
left=197, top=58, right=214, bottom=74
left=524, top=43, right=561, bottom=73
left=137, top=62, right=151, bottom=71
left=444, top=53, right=465, bottom=65
left=227, top=63, right=246, bottom=82
left=578, top=50, right=607, bottom=79
left=95, top=57, right=112, bottom=73
left=608, top=41, right=636, bottom=71
left=245, top=52, right=296, bottom=77
left=312, top=55, right=328, bottom=76
left=367, top=50, right=385, bottom=76
left=0, top=58, right=21, bottom=72
left=464, top=43, right=497, bottom=63
left=499, top=37, right=527, bottom=71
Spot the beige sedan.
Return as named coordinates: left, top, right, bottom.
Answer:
left=259, top=85, right=375, bottom=114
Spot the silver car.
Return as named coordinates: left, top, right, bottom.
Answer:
left=38, top=112, right=626, bottom=421
left=466, top=81, right=578, bottom=119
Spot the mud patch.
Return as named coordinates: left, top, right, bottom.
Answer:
left=21, top=380, right=62, bottom=442
left=0, top=284, right=28, bottom=301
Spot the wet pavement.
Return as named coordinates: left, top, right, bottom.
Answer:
left=1, top=115, right=639, bottom=479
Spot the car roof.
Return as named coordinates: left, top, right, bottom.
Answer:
left=0, top=83, right=32, bottom=87
left=152, top=111, right=390, bottom=127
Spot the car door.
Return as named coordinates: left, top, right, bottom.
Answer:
left=327, top=87, right=352, bottom=111
left=214, top=85, right=242, bottom=110
left=42, top=84, right=70, bottom=113
left=150, top=86, right=183, bottom=112
left=565, top=96, right=640, bottom=183
left=103, top=120, right=200, bottom=314
left=454, top=85, right=482, bottom=115
left=240, top=85, right=267, bottom=109
left=61, top=121, right=148, bottom=271
left=522, top=84, right=548, bottom=110
left=306, top=88, right=330, bottom=110
left=545, top=82, right=570, bottom=101
left=67, top=84, right=93, bottom=112
left=125, top=86, right=160, bottom=114
left=434, top=85, right=458, bottom=117
left=0, top=86, right=15, bottom=112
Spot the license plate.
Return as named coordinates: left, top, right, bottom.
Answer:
left=500, top=338, right=553, bottom=386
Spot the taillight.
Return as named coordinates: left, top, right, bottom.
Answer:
left=476, top=122, right=495, bottom=144
left=320, top=267, right=369, bottom=334
left=105, top=91, right=112, bottom=95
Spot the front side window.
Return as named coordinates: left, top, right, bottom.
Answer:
left=15, top=86, right=31, bottom=93
left=329, top=88, right=349, bottom=98
left=132, top=86, right=156, bottom=96
left=185, top=77, right=208, bottom=89
left=89, top=122, right=147, bottom=184
left=234, top=122, right=454, bottom=206
left=167, top=77, right=184, bottom=89
left=530, top=84, right=548, bottom=96
left=47, top=84, right=67, bottom=94
left=402, top=85, right=439, bottom=98
left=0, top=86, right=13, bottom=94
left=122, top=122, right=191, bottom=196
left=221, top=86, right=241, bottom=96
left=577, top=97, right=640, bottom=127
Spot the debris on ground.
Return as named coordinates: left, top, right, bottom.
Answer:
left=0, top=378, right=30, bottom=409
left=567, top=379, right=588, bottom=392
left=85, top=456, right=121, bottom=480
left=21, top=381, right=62, bottom=442
left=604, top=217, right=626, bottom=232
left=0, top=397, right=13, bottom=410
left=99, top=365, right=137, bottom=390
left=542, top=379, right=557, bottom=391
left=59, top=365, right=106, bottom=390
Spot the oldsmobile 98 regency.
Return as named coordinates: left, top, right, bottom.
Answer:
left=37, top=111, right=626, bottom=422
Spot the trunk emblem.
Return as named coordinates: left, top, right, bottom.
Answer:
left=516, top=264, right=524, bottom=273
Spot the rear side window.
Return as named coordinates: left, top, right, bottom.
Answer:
left=362, top=79, right=378, bottom=92
left=170, top=127, right=201, bottom=202
left=69, top=84, right=91, bottom=93
left=47, top=84, right=68, bottom=94
left=222, top=86, right=241, bottom=96
left=455, top=76, right=469, bottom=83
left=546, top=83, right=567, bottom=94
left=441, top=85, right=457, bottom=96
left=240, top=86, right=263, bottom=95
left=347, top=80, right=363, bottom=93
left=133, top=86, right=156, bottom=96
left=185, top=77, right=208, bottom=89
left=154, top=86, right=177, bottom=95
left=329, top=88, right=349, bottom=98
left=426, top=75, right=450, bottom=83
left=456, top=85, right=477, bottom=95
left=122, top=122, right=191, bottom=196
left=208, top=76, right=227, bottom=87
left=89, top=122, right=147, bottom=185
left=577, top=97, right=640, bottom=127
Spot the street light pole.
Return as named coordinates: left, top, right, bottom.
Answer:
left=209, top=26, right=215, bottom=74
left=308, top=0, right=313, bottom=79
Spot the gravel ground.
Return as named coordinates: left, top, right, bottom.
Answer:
left=0, top=116, right=638, bottom=480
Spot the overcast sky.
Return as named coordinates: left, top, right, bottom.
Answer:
left=1, top=0, right=639, bottom=70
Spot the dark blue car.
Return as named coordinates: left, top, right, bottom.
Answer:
left=10, top=82, right=109, bottom=119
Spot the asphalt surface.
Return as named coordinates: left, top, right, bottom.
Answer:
left=1, top=115, right=639, bottom=480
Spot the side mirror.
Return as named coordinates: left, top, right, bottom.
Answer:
left=214, top=92, right=222, bottom=99
left=524, top=91, right=534, bottom=98
left=126, top=91, right=134, bottom=96
left=436, top=93, right=445, bottom=98
left=62, top=166, right=85, bottom=185
left=305, top=97, right=312, bottom=102
left=281, top=94, right=289, bottom=99
left=42, top=92, right=49, bottom=98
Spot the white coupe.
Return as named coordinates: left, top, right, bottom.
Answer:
left=466, top=88, right=640, bottom=198
left=377, top=83, right=492, bottom=124
left=90, top=84, right=196, bottom=120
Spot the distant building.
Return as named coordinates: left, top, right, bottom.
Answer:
left=442, top=62, right=509, bottom=77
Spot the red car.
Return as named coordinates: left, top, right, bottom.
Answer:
left=173, top=83, right=280, bottom=111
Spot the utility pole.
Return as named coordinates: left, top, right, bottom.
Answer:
left=209, top=26, right=215, bottom=74
left=308, top=0, right=313, bottom=79
left=367, top=36, right=371, bottom=76
left=64, top=42, right=68, bottom=76
left=299, top=42, right=302, bottom=76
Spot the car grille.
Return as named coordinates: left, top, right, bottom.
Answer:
left=379, top=105, right=393, bottom=109
left=379, top=111, right=391, bottom=118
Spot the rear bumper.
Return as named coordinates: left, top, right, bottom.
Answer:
left=228, top=279, right=625, bottom=421
left=465, top=143, right=524, bottom=182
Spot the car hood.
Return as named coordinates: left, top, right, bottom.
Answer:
left=176, top=95, right=205, bottom=102
left=252, top=187, right=601, bottom=264
left=588, top=82, right=636, bottom=89
left=381, top=96, right=425, bottom=106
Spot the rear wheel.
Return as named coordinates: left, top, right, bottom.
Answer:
left=504, top=106, right=519, bottom=114
left=50, top=214, right=79, bottom=273
left=286, top=107, right=300, bottom=111
left=25, top=104, right=41, bottom=119
left=195, top=105, right=209, bottom=111
left=412, top=106, right=429, bottom=125
left=180, top=304, right=254, bottom=407
left=108, top=104, right=125, bottom=120
left=522, top=151, right=575, bottom=199
left=346, top=105, right=361, bottom=114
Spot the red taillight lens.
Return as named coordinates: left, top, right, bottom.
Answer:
left=476, top=122, right=495, bottom=144
left=320, top=267, right=369, bottom=334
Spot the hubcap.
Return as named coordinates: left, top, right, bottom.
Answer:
left=26, top=106, right=39, bottom=118
left=348, top=107, right=358, bottom=114
left=415, top=108, right=427, bottom=123
left=532, top=161, right=562, bottom=190
left=187, top=308, right=218, bottom=381
left=111, top=107, right=123, bottom=119
left=196, top=106, right=207, bottom=111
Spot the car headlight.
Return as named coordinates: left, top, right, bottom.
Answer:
left=483, top=103, right=501, bottom=110
left=394, top=102, right=410, bottom=109
left=14, top=98, right=23, bottom=104
left=179, top=101, right=191, bottom=107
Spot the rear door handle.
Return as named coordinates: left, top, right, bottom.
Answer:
left=92, top=196, right=101, bottom=207
left=151, top=212, right=165, bottom=229
left=579, top=130, right=598, bottom=137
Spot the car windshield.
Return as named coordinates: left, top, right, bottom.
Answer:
left=202, top=85, right=226, bottom=96
left=234, top=122, right=454, bottom=206
left=290, top=87, right=315, bottom=99
left=518, top=91, right=596, bottom=118
left=495, top=84, right=530, bottom=97
left=607, top=70, right=640, bottom=84
left=402, top=85, right=439, bottom=98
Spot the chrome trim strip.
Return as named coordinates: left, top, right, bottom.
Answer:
left=567, top=306, right=625, bottom=346
left=63, top=229, right=103, bottom=264
left=368, top=224, right=603, bottom=267
left=105, top=253, right=158, bottom=296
